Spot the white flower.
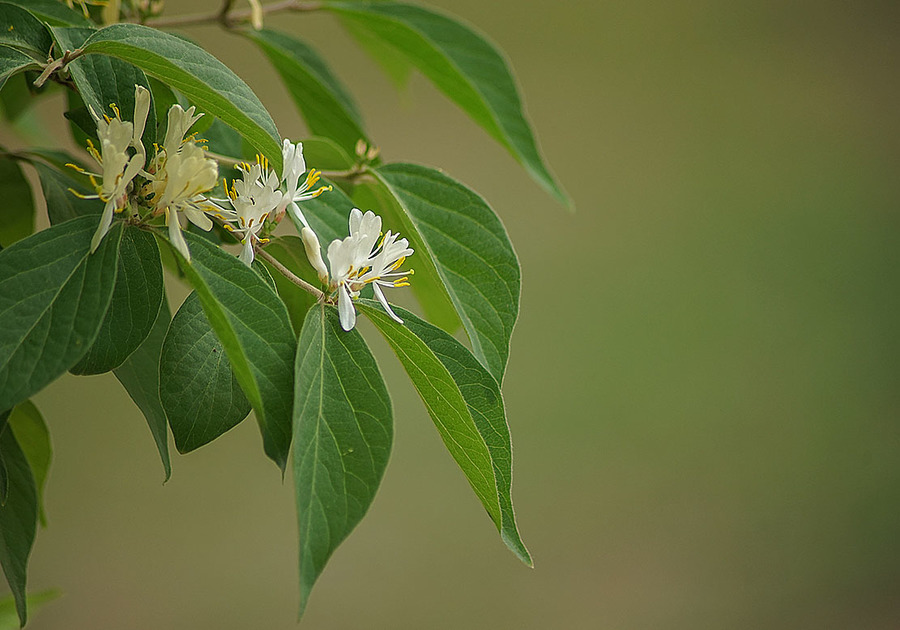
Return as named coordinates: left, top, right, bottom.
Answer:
left=277, top=139, right=332, bottom=227
left=162, top=104, right=203, bottom=153
left=71, top=85, right=151, bottom=252
left=214, top=159, right=283, bottom=265
left=303, top=208, right=413, bottom=331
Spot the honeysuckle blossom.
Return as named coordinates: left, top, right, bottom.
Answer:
left=71, top=85, right=151, bottom=252
left=162, top=104, right=204, bottom=153
left=213, top=158, right=283, bottom=265
left=277, top=139, right=332, bottom=226
left=302, top=208, right=414, bottom=331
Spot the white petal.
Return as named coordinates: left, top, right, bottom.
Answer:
left=132, top=84, right=151, bottom=151
left=184, top=206, right=214, bottom=231
left=90, top=199, right=116, bottom=253
left=301, top=227, right=329, bottom=283
left=288, top=201, right=308, bottom=228
left=338, top=285, right=356, bottom=331
left=166, top=209, right=191, bottom=262
left=373, top=284, right=403, bottom=324
left=348, top=208, right=363, bottom=234
left=238, top=238, right=255, bottom=266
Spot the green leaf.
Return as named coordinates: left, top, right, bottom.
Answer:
left=159, top=231, right=296, bottom=471
left=299, top=137, right=354, bottom=171
left=246, top=29, right=367, bottom=155
left=82, top=24, right=283, bottom=170
left=287, top=175, right=353, bottom=246
left=0, top=44, right=40, bottom=90
left=0, top=74, right=35, bottom=123
left=2, top=0, right=91, bottom=27
left=340, top=14, right=413, bottom=89
left=6, top=401, right=50, bottom=528
left=0, top=3, right=52, bottom=58
left=261, top=237, right=320, bottom=335
left=0, top=157, right=34, bottom=247
left=372, top=163, right=520, bottom=382
left=32, top=159, right=102, bottom=225
left=202, top=117, right=245, bottom=160
left=160, top=292, right=251, bottom=454
left=359, top=300, right=531, bottom=566
left=0, top=589, right=59, bottom=630
left=113, top=295, right=171, bottom=480
left=326, top=1, right=568, bottom=205
left=70, top=226, right=163, bottom=374
left=51, top=26, right=158, bottom=148
left=293, top=305, right=392, bottom=616
left=0, top=216, right=121, bottom=413
left=0, top=421, right=37, bottom=627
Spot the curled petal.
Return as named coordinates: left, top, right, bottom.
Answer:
left=132, top=84, right=151, bottom=154
left=288, top=201, right=308, bottom=228
left=166, top=208, right=191, bottom=262
left=301, top=227, right=329, bottom=284
left=184, top=206, right=213, bottom=231
left=338, top=285, right=356, bottom=331
left=373, top=284, right=404, bottom=324
left=90, top=198, right=117, bottom=253
left=239, top=237, right=255, bottom=266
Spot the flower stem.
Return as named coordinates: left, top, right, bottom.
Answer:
left=255, top=247, right=325, bottom=300
left=145, top=0, right=323, bottom=29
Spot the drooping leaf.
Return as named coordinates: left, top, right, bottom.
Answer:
left=246, top=29, right=367, bottom=154
left=372, top=163, right=520, bottom=382
left=0, top=3, right=52, bottom=58
left=0, top=156, right=34, bottom=247
left=327, top=1, right=568, bottom=205
left=6, top=401, right=50, bottom=528
left=158, top=231, right=296, bottom=470
left=359, top=301, right=531, bottom=565
left=261, top=237, right=320, bottom=335
left=82, top=24, right=283, bottom=170
left=2, top=0, right=92, bottom=27
left=70, top=227, right=164, bottom=374
left=51, top=26, right=157, bottom=148
left=160, top=292, right=251, bottom=454
left=294, top=305, right=392, bottom=616
left=0, top=45, right=40, bottom=90
left=0, top=589, right=60, bottom=630
left=113, top=295, right=172, bottom=480
left=0, top=422, right=37, bottom=627
left=0, top=216, right=120, bottom=413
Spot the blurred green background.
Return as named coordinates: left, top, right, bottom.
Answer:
left=5, top=0, right=900, bottom=627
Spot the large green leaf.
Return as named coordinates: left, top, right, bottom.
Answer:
left=327, top=1, right=568, bottom=205
left=113, top=295, right=171, bottom=480
left=0, top=45, right=40, bottom=90
left=293, top=305, right=392, bottom=616
left=0, top=216, right=120, bottom=413
left=81, top=24, right=283, bottom=170
left=52, top=26, right=158, bottom=148
left=6, top=401, right=50, bottom=527
left=359, top=301, right=531, bottom=566
left=71, top=227, right=163, bottom=375
left=0, top=157, right=34, bottom=247
left=160, top=292, right=251, bottom=454
left=0, top=3, right=52, bottom=58
left=372, top=163, right=520, bottom=382
left=0, top=421, right=37, bottom=627
left=246, top=29, right=367, bottom=155
left=159, top=231, right=296, bottom=471
left=2, top=0, right=91, bottom=27
left=339, top=14, right=413, bottom=89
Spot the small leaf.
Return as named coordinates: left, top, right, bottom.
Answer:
left=0, top=421, right=37, bottom=627
left=0, top=3, right=52, bottom=58
left=51, top=26, right=157, bottom=148
left=160, top=292, right=251, bottom=454
left=0, top=589, right=60, bottom=630
left=0, top=216, right=121, bottom=413
left=6, top=401, right=50, bottom=527
left=246, top=29, right=367, bottom=155
left=0, top=45, right=40, bottom=90
left=113, top=295, right=172, bottom=480
left=294, top=305, right=392, bottom=616
left=1, top=0, right=92, bottom=27
left=359, top=300, right=531, bottom=566
left=373, top=163, right=520, bottom=382
left=158, top=231, right=296, bottom=471
left=327, top=1, right=568, bottom=205
left=0, top=156, right=34, bottom=247
left=82, top=24, right=283, bottom=170
left=70, top=227, right=164, bottom=374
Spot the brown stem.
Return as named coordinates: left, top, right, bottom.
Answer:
left=255, top=247, right=325, bottom=300
left=33, top=48, right=86, bottom=88
left=145, top=0, right=323, bottom=29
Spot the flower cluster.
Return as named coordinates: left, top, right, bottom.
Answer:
left=75, top=84, right=413, bottom=331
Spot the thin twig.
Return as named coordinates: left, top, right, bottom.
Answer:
left=207, top=151, right=242, bottom=167
left=255, top=247, right=326, bottom=300
left=145, top=0, right=323, bottom=28
left=33, top=48, right=85, bottom=88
